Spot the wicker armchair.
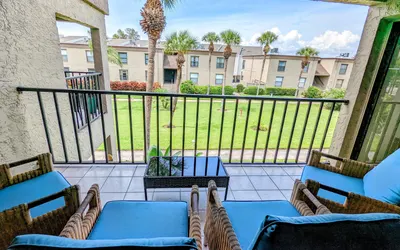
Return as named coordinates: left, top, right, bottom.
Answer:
left=305, top=150, right=400, bottom=214
left=0, top=153, right=80, bottom=250
left=60, top=185, right=203, bottom=250
left=204, top=180, right=331, bottom=250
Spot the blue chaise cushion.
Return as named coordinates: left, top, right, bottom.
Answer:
left=250, top=213, right=400, bottom=250
left=0, top=171, right=70, bottom=217
left=301, top=165, right=364, bottom=204
left=88, top=201, right=189, bottom=240
left=363, top=149, right=400, bottom=205
left=9, top=234, right=198, bottom=249
left=223, top=201, right=300, bottom=249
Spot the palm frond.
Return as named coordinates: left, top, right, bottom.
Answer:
left=162, top=0, right=180, bottom=9
left=87, top=40, right=122, bottom=67
left=202, top=32, right=220, bottom=43
left=296, top=46, right=319, bottom=57
left=220, top=29, right=241, bottom=46
left=164, top=30, right=198, bottom=55
left=256, top=31, right=278, bottom=46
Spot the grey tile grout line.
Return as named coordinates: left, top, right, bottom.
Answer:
left=123, top=165, right=139, bottom=200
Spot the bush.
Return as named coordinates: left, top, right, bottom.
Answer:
left=180, top=80, right=196, bottom=94
left=243, top=86, right=265, bottom=95
left=302, top=86, right=323, bottom=98
left=153, top=88, right=169, bottom=109
left=265, top=87, right=296, bottom=96
left=323, top=88, right=346, bottom=111
left=196, top=86, right=208, bottom=94
left=224, top=86, right=235, bottom=95
left=236, top=84, right=245, bottom=93
left=110, top=81, right=160, bottom=91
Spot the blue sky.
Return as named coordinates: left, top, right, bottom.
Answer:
left=57, top=0, right=369, bottom=56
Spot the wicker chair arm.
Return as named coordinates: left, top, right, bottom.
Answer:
left=59, top=184, right=101, bottom=239
left=305, top=179, right=400, bottom=214
left=291, top=179, right=331, bottom=216
left=189, top=185, right=202, bottom=250
left=0, top=153, right=53, bottom=189
left=308, top=150, right=374, bottom=178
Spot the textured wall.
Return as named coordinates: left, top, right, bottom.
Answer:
left=0, top=0, right=115, bottom=163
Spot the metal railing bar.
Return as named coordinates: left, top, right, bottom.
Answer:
left=37, top=92, right=55, bottom=163
left=285, top=101, right=300, bottom=163
left=98, top=93, right=108, bottom=163
left=68, top=93, right=82, bottom=163
left=319, top=103, right=335, bottom=151
left=263, top=100, right=276, bottom=163
left=229, top=99, right=239, bottom=163
left=241, top=100, right=252, bottom=163
left=274, top=101, right=288, bottom=164
left=114, top=94, right=121, bottom=163
left=252, top=100, right=264, bottom=163
left=142, top=96, right=147, bottom=163
left=296, top=102, right=312, bottom=163
left=53, top=92, right=68, bottom=163
left=182, top=97, right=187, bottom=172
left=217, top=99, right=226, bottom=157
left=306, top=102, right=324, bottom=162
left=128, top=95, right=134, bottom=163
left=83, top=93, right=95, bottom=163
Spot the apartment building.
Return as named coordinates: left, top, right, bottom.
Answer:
left=241, top=54, right=354, bottom=91
left=60, top=37, right=236, bottom=91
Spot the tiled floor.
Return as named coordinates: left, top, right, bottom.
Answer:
left=55, top=164, right=304, bottom=205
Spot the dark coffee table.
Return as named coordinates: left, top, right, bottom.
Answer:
left=144, top=156, right=230, bottom=201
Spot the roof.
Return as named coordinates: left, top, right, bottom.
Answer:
left=315, top=64, right=330, bottom=77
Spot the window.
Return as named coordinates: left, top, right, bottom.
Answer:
left=215, top=74, right=224, bottom=85
left=61, top=49, right=68, bottom=62
left=277, top=61, right=286, bottom=72
left=86, top=50, right=94, bottom=62
left=339, top=64, right=348, bottom=75
left=298, top=77, right=306, bottom=88
left=216, top=57, right=224, bottom=68
left=275, top=76, right=284, bottom=87
left=145, top=54, right=149, bottom=65
left=88, top=68, right=96, bottom=72
left=242, top=60, right=246, bottom=69
left=303, top=63, right=310, bottom=73
left=119, top=52, right=128, bottom=64
left=190, top=73, right=199, bottom=84
left=336, top=79, right=344, bottom=88
left=145, top=70, right=148, bottom=81
left=191, top=56, right=199, bottom=67
left=119, top=69, right=128, bottom=81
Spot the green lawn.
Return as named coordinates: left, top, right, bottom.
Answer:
left=106, top=98, right=339, bottom=151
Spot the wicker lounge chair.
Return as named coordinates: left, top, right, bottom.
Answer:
left=301, top=150, right=400, bottom=214
left=204, top=180, right=331, bottom=250
left=0, top=153, right=79, bottom=249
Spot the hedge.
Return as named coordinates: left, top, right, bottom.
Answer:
left=243, top=86, right=265, bottom=95
left=302, top=86, right=323, bottom=98
left=265, top=87, right=296, bottom=96
left=110, top=81, right=161, bottom=91
left=180, top=81, right=234, bottom=95
left=236, top=83, right=245, bottom=93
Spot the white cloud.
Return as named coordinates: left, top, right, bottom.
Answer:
left=308, top=30, right=360, bottom=53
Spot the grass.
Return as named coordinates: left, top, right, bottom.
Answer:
left=103, top=98, right=339, bottom=151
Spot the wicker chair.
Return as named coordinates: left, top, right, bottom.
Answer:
left=60, top=184, right=203, bottom=250
left=204, top=180, right=331, bottom=250
left=0, top=153, right=80, bottom=250
left=303, top=150, right=400, bottom=214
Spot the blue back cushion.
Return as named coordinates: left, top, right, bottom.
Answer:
left=250, top=213, right=400, bottom=250
left=88, top=201, right=188, bottom=240
left=363, top=149, right=400, bottom=205
left=8, top=235, right=198, bottom=249
left=0, top=172, right=70, bottom=217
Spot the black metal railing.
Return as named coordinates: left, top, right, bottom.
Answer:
left=65, top=72, right=102, bottom=129
left=16, top=87, right=349, bottom=165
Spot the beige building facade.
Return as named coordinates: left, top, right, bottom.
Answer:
left=241, top=55, right=354, bottom=91
left=61, top=38, right=236, bottom=91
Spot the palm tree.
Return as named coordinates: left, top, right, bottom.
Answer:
left=88, top=40, right=122, bottom=67
left=220, top=30, right=241, bottom=96
left=256, top=31, right=278, bottom=95
left=165, top=30, right=198, bottom=120
left=202, top=32, right=220, bottom=94
left=296, top=47, right=319, bottom=91
left=140, top=0, right=178, bottom=150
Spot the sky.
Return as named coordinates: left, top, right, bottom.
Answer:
left=57, top=0, right=369, bottom=57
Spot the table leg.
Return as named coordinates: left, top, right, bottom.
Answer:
left=224, top=178, right=230, bottom=201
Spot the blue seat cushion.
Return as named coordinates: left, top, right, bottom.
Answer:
left=364, top=149, right=400, bottom=205
left=250, top=213, right=400, bottom=250
left=301, top=165, right=364, bottom=204
left=0, top=171, right=70, bottom=218
left=9, top=234, right=198, bottom=249
left=223, top=200, right=300, bottom=249
left=88, top=201, right=189, bottom=240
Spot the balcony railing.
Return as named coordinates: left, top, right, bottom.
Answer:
left=16, top=87, right=349, bottom=165
left=65, top=72, right=102, bottom=129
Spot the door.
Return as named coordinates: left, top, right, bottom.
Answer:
left=353, top=22, right=400, bottom=163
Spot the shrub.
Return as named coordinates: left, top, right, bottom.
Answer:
left=236, top=83, right=245, bottom=93
left=110, top=81, right=147, bottom=91
left=265, top=87, right=296, bottom=96
left=224, top=86, right=235, bottom=95
left=195, top=86, right=208, bottom=94
left=323, top=88, right=346, bottom=111
left=153, top=82, right=161, bottom=90
left=153, top=88, right=169, bottom=109
left=302, top=86, right=323, bottom=98
left=180, top=80, right=196, bottom=94
left=243, top=86, right=265, bottom=95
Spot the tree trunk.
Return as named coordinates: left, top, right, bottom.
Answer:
left=171, top=64, right=182, bottom=124
left=208, top=51, right=212, bottom=95
left=223, top=57, right=228, bottom=96
left=145, top=37, right=156, bottom=150
left=258, top=54, right=267, bottom=96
